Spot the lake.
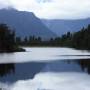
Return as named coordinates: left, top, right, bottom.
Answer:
left=0, top=47, right=90, bottom=90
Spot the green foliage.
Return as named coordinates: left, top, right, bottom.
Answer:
left=0, top=23, right=90, bottom=50
left=0, top=24, right=25, bottom=52
left=72, top=25, right=90, bottom=50
left=15, top=23, right=90, bottom=50
left=0, top=24, right=16, bottom=52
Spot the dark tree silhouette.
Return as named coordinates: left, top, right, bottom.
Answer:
left=0, top=63, right=15, bottom=77
left=0, top=24, right=16, bottom=52
left=0, top=24, right=25, bottom=52
left=14, top=24, right=90, bottom=50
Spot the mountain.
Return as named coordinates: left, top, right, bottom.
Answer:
left=0, top=9, right=56, bottom=39
left=42, top=19, right=90, bottom=36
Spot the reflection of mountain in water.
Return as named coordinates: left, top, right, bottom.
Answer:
left=0, top=59, right=90, bottom=83
left=0, top=62, right=46, bottom=82
left=42, top=60, right=82, bottom=72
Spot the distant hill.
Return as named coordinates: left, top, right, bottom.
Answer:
left=0, top=9, right=56, bottom=39
left=42, top=19, right=90, bottom=36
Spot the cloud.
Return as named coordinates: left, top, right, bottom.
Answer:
left=0, top=0, right=11, bottom=8
left=1, top=72, right=90, bottom=90
left=37, top=0, right=52, bottom=3
left=0, top=0, right=90, bottom=19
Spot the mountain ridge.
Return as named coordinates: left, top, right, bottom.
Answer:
left=0, top=9, right=56, bottom=39
left=42, top=18, right=90, bottom=36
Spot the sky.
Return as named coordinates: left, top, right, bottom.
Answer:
left=0, top=0, right=90, bottom=19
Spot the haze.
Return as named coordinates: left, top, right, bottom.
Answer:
left=0, top=0, right=90, bottom=19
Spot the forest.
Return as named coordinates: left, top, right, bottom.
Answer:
left=0, top=24, right=25, bottom=52
left=16, top=24, right=90, bottom=50
left=0, top=23, right=90, bottom=51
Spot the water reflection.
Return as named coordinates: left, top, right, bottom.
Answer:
left=42, top=60, right=82, bottom=72
left=77, top=59, right=90, bottom=74
left=0, top=62, right=46, bottom=82
left=0, top=59, right=90, bottom=83
left=0, top=63, right=15, bottom=77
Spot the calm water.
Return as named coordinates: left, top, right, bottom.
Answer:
left=0, top=47, right=90, bottom=90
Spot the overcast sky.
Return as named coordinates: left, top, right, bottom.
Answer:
left=0, top=0, right=90, bottom=19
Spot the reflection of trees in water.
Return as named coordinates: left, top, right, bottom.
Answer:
left=77, top=59, right=90, bottom=74
left=0, top=63, right=15, bottom=77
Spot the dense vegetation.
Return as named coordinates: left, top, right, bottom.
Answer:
left=0, top=24, right=25, bottom=52
left=16, top=24, right=90, bottom=50
left=72, top=25, right=90, bottom=50
left=0, top=23, right=90, bottom=51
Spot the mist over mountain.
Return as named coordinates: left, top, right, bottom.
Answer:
left=0, top=9, right=56, bottom=39
left=42, top=19, right=90, bottom=36
left=0, top=8, right=90, bottom=40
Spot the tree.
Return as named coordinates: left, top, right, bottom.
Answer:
left=16, top=37, right=22, bottom=45
left=24, top=36, right=28, bottom=44
left=0, top=24, right=16, bottom=52
left=0, top=24, right=25, bottom=52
